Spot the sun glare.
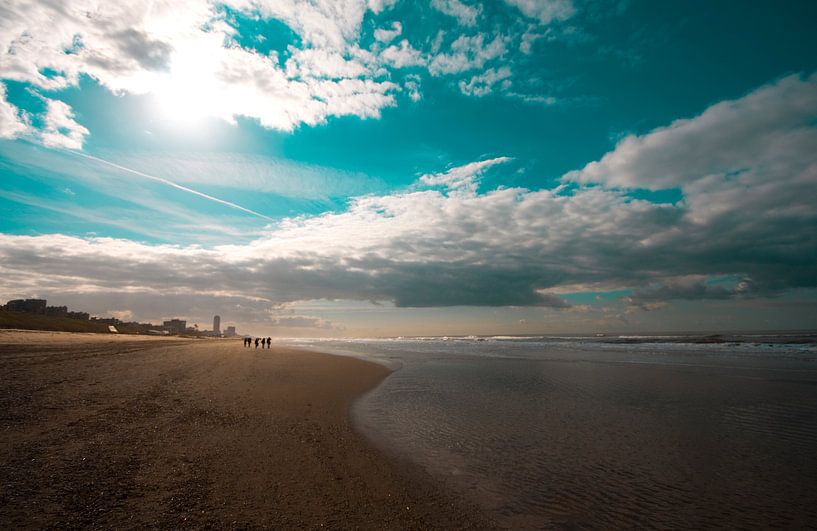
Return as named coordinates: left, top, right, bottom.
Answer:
left=155, top=49, right=220, bottom=126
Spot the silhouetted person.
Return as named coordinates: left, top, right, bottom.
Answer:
left=254, top=337, right=259, bottom=349
left=266, top=337, right=271, bottom=349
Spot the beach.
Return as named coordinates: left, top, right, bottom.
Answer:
left=0, top=331, right=487, bottom=529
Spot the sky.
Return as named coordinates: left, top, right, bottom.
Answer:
left=0, top=0, right=816, bottom=336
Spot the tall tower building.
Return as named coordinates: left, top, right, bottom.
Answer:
left=213, top=315, right=221, bottom=335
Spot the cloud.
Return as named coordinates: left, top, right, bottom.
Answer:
left=519, top=27, right=542, bottom=54
left=626, top=276, right=743, bottom=304
left=564, top=74, right=817, bottom=291
left=404, top=74, right=422, bottom=102
left=269, top=315, right=335, bottom=329
left=379, top=40, right=426, bottom=68
left=38, top=98, right=90, bottom=150
left=0, top=0, right=400, bottom=136
left=110, top=28, right=174, bottom=71
left=507, top=92, right=557, bottom=105
left=504, top=0, right=576, bottom=24
left=567, top=73, right=817, bottom=192
left=366, top=0, right=398, bottom=14
left=0, top=0, right=586, bottom=145
left=284, top=47, right=370, bottom=79
left=458, top=66, right=512, bottom=97
left=67, top=150, right=274, bottom=221
left=1, top=72, right=814, bottom=314
left=92, top=150, right=384, bottom=199
left=623, top=300, right=667, bottom=314
left=431, top=0, right=482, bottom=27
left=237, top=0, right=371, bottom=49
left=419, top=156, right=513, bottom=192
left=374, top=21, right=402, bottom=44
left=0, top=1, right=212, bottom=92
left=428, top=33, right=508, bottom=75
left=0, top=83, right=28, bottom=139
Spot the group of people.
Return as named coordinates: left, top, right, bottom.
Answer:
left=244, top=336, right=272, bottom=348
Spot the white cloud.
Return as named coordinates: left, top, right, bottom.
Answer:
left=428, top=33, right=507, bottom=75
left=0, top=82, right=28, bottom=138
left=311, top=78, right=398, bottom=120
left=0, top=1, right=211, bottom=92
left=0, top=0, right=401, bottom=136
left=504, top=0, right=576, bottom=24
left=285, top=47, right=370, bottom=79
left=507, top=92, right=557, bottom=105
left=420, top=157, right=513, bottom=193
left=236, top=0, right=370, bottom=49
left=374, top=21, right=402, bottom=44
left=520, top=28, right=537, bottom=54
left=431, top=0, right=482, bottom=27
left=367, top=0, right=398, bottom=13
left=458, top=67, right=512, bottom=97
left=404, top=74, right=422, bottom=102
left=39, top=98, right=89, bottom=150
left=269, top=315, right=336, bottom=329
left=379, top=39, right=426, bottom=69
left=567, top=74, right=817, bottom=190
left=0, top=0, right=574, bottom=140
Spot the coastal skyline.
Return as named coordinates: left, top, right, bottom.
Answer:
left=1, top=1, right=816, bottom=336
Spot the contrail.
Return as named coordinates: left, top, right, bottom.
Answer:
left=67, top=150, right=275, bottom=222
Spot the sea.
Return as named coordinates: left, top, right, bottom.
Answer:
left=281, top=333, right=817, bottom=528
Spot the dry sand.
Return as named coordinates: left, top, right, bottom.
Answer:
left=0, top=330, right=489, bottom=529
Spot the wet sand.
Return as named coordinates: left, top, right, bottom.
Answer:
left=0, top=331, right=488, bottom=529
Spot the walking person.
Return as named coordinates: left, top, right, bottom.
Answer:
left=266, top=337, right=271, bottom=349
left=254, top=337, right=259, bottom=349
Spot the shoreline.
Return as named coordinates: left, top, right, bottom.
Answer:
left=0, top=330, right=489, bottom=528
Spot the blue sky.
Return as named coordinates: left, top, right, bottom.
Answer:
left=0, top=0, right=815, bottom=335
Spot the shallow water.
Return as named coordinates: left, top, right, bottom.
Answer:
left=284, top=335, right=817, bottom=528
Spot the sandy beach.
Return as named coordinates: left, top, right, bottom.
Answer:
left=0, top=331, right=488, bottom=529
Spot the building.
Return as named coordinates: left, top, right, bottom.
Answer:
left=162, top=319, right=187, bottom=334
left=91, top=317, right=121, bottom=325
left=2, top=299, right=89, bottom=320
left=213, top=315, right=221, bottom=335
left=224, top=326, right=237, bottom=337
left=5, top=299, right=47, bottom=313
left=45, top=305, right=68, bottom=316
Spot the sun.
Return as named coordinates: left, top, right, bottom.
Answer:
left=154, top=48, right=221, bottom=126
